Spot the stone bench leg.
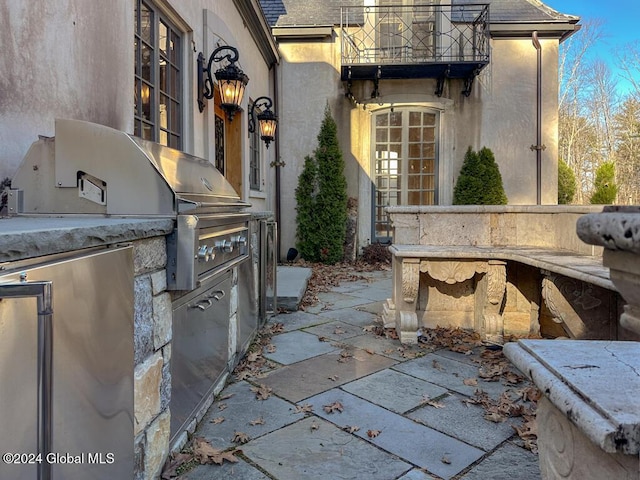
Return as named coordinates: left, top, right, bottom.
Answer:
left=383, top=256, right=420, bottom=344
left=475, top=260, right=507, bottom=343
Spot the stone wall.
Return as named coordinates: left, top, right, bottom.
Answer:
left=132, top=236, right=173, bottom=480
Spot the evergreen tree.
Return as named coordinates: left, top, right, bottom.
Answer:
left=557, top=158, right=576, bottom=204
left=295, top=155, right=318, bottom=260
left=295, top=104, right=348, bottom=263
left=590, top=161, right=618, bottom=204
left=453, top=146, right=508, bottom=205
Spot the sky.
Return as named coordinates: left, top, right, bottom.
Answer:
left=544, top=0, right=640, bottom=97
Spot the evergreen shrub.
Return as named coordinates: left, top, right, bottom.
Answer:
left=590, top=161, right=617, bottom=204
left=557, top=158, right=576, bottom=204
left=453, top=146, right=508, bottom=205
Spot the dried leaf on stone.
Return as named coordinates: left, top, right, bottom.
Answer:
left=310, top=421, right=320, bottom=431
left=266, top=344, right=277, bottom=353
left=514, top=415, right=538, bottom=453
left=514, top=386, right=542, bottom=403
left=441, top=455, right=451, bottom=465
left=344, top=425, right=360, bottom=434
left=432, top=359, right=444, bottom=371
left=334, top=327, right=346, bottom=335
left=504, top=370, right=524, bottom=385
left=249, top=417, right=265, bottom=426
left=294, top=403, right=314, bottom=414
left=484, top=411, right=506, bottom=423
left=463, top=377, right=478, bottom=386
left=328, top=374, right=339, bottom=381
left=362, top=325, right=377, bottom=332
left=323, top=401, right=344, bottom=414
left=364, top=348, right=375, bottom=355
left=478, top=364, right=505, bottom=381
left=218, top=403, right=228, bottom=411
left=192, top=437, right=239, bottom=465
left=384, top=328, right=399, bottom=340
left=247, top=351, right=261, bottom=362
left=235, top=370, right=252, bottom=381
left=161, top=452, right=193, bottom=479
left=210, top=417, right=225, bottom=424
left=250, top=384, right=272, bottom=400
left=422, top=395, right=446, bottom=408
left=367, top=429, right=381, bottom=438
left=232, top=431, right=250, bottom=444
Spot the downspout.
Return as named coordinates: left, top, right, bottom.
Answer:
left=531, top=31, right=545, bottom=205
left=273, top=63, right=281, bottom=260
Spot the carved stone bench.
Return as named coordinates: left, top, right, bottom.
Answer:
left=382, top=245, right=617, bottom=344
left=503, top=207, right=640, bottom=480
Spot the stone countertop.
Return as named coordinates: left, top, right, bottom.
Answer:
left=0, top=216, right=175, bottom=263
left=505, top=339, right=640, bottom=455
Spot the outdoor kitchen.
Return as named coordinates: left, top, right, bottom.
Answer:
left=0, top=119, right=276, bottom=479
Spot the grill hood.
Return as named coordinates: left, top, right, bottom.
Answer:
left=11, top=119, right=249, bottom=216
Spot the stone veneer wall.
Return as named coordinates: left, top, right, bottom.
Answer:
left=132, top=236, right=172, bottom=480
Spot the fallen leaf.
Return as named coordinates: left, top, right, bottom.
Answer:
left=504, top=371, right=524, bottom=385
left=247, top=352, right=260, bottom=362
left=362, top=325, right=377, bottom=332
left=364, top=348, right=375, bottom=355
left=441, top=455, right=451, bottom=464
left=210, top=417, right=225, bottom=424
left=328, top=374, right=339, bottom=382
left=192, top=437, right=239, bottom=465
left=250, top=384, right=272, bottom=400
left=310, top=421, right=319, bottom=431
left=367, top=429, right=381, bottom=438
left=334, top=327, right=346, bottom=335
left=161, top=452, right=193, bottom=479
left=232, top=431, right=250, bottom=444
left=219, top=393, right=234, bottom=401
left=294, top=403, right=314, bottom=414
left=266, top=344, right=277, bottom=353
left=432, top=359, right=444, bottom=371
left=249, top=417, right=265, bottom=426
left=318, top=336, right=330, bottom=342
left=218, top=403, right=228, bottom=411
left=235, top=370, right=252, bottom=381
left=422, top=395, right=446, bottom=408
left=343, top=425, right=360, bottom=434
left=323, top=401, right=344, bottom=414
left=484, top=412, right=505, bottom=423
left=463, top=377, right=478, bottom=386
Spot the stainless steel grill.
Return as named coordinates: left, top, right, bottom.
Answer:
left=9, top=118, right=254, bottom=448
left=10, top=118, right=251, bottom=290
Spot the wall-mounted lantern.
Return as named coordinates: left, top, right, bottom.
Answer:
left=249, top=96, right=278, bottom=149
left=197, top=45, right=249, bottom=120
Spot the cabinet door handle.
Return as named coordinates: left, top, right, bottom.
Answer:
left=209, top=290, right=225, bottom=301
left=189, top=299, right=213, bottom=311
left=0, top=280, right=53, bottom=480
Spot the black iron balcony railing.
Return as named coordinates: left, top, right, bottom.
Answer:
left=340, top=4, right=490, bottom=95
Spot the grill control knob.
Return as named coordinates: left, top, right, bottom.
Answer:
left=232, top=235, right=247, bottom=248
left=215, top=239, right=234, bottom=253
left=207, top=246, right=216, bottom=261
left=197, top=245, right=210, bottom=261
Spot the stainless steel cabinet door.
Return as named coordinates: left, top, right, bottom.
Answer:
left=0, top=246, right=134, bottom=480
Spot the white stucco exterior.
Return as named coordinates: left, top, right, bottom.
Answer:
left=273, top=24, right=567, bottom=258
left=0, top=0, right=278, bottom=214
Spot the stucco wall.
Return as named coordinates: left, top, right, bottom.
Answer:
left=0, top=0, right=132, bottom=181
left=0, top=0, right=277, bottom=214
left=275, top=30, right=562, bottom=256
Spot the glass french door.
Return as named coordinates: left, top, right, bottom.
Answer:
left=372, top=108, right=439, bottom=241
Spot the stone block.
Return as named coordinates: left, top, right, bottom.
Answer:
left=538, top=397, right=638, bottom=480
left=134, top=351, right=163, bottom=435
left=149, top=270, right=167, bottom=295
left=134, top=275, right=154, bottom=365
left=152, top=292, right=172, bottom=349
left=133, top=237, right=167, bottom=275
left=143, top=410, right=170, bottom=480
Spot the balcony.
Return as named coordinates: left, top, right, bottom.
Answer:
left=341, top=4, right=490, bottom=96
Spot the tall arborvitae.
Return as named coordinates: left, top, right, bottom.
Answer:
left=294, top=104, right=348, bottom=264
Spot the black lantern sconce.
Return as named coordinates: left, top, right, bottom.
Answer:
left=197, top=45, right=249, bottom=120
left=248, top=96, right=278, bottom=149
